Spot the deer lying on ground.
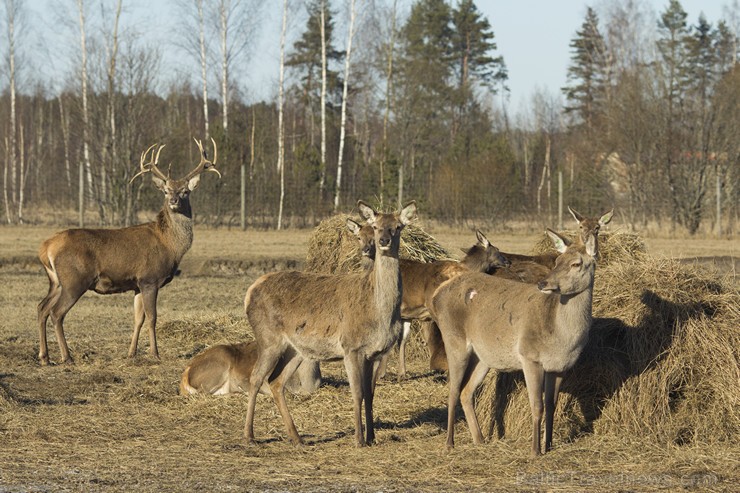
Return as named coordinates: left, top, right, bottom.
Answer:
left=180, top=341, right=321, bottom=396
left=37, top=139, right=220, bottom=365
left=345, top=221, right=510, bottom=378
left=430, top=230, right=598, bottom=456
left=243, top=201, right=417, bottom=446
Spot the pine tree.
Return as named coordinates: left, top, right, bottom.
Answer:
left=563, top=7, right=609, bottom=132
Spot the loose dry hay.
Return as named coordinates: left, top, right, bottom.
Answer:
left=476, top=254, right=739, bottom=447
left=157, top=313, right=251, bottom=358
left=305, top=214, right=453, bottom=275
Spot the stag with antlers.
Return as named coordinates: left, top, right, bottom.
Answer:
left=37, top=138, right=220, bottom=365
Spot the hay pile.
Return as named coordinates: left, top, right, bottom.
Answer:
left=305, top=213, right=452, bottom=275
left=477, top=251, right=739, bottom=447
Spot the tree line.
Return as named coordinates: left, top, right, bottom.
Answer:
left=1, top=0, right=738, bottom=234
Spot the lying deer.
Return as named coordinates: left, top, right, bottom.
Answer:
left=243, top=201, right=417, bottom=446
left=345, top=222, right=510, bottom=378
left=37, top=139, right=220, bottom=365
left=430, top=230, right=598, bottom=456
left=180, top=341, right=321, bottom=397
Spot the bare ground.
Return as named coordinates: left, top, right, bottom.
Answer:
left=0, top=225, right=737, bottom=492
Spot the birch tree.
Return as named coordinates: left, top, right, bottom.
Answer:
left=198, top=0, right=209, bottom=139
left=276, top=0, right=288, bottom=229
left=76, top=0, right=92, bottom=226
left=2, top=0, right=20, bottom=223
left=334, top=0, right=360, bottom=212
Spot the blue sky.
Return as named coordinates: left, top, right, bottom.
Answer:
left=244, top=0, right=730, bottom=110
left=17, top=0, right=732, bottom=110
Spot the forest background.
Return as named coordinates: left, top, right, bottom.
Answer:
left=1, top=0, right=738, bottom=235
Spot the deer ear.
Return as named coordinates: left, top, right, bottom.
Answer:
left=399, top=201, right=417, bottom=225
left=346, top=218, right=361, bottom=236
left=585, top=233, right=597, bottom=257
left=546, top=228, right=571, bottom=253
left=568, top=205, right=584, bottom=223
left=187, top=174, right=201, bottom=191
left=599, top=208, right=614, bottom=226
left=475, top=230, right=490, bottom=248
left=357, top=201, right=376, bottom=224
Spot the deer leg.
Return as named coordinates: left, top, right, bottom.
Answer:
left=544, top=371, right=564, bottom=453
left=459, top=356, right=490, bottom=445
left=362, top=357, right=376, bottom=445
left=128, top=291, right=146, bottom=358
left=143, top=288, right=160, bottom=359
left=244, top=342, right=284, bottom=443
left=375, top=351, right=388, bottom=382
left=343, top=350, right=366, bottom=447
left=268, top=352, right=305, bottom=445
left=49, top=285, right=84, bottom=365
left=522, top=359, right=546, bottom=457
left=37, top=279, right=61, bottom=366
left=422, top=321, right=448, bottom=373
left=445, top=348, right=470, bottom=450
left=397, top=320, right=411, bottom=381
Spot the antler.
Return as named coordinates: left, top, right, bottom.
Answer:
left=130, top=143, right=168, bottom=184
left=182, top=137, right=221, bottom=182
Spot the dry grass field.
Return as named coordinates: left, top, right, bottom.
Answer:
left=0, top=223, right=737, bottom=492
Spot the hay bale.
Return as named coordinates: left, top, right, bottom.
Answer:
left=531, top=230, right=647, bottom=265
left=305, top=213, right=452, bottom=275
left=476, top=254, right=739, bottom=446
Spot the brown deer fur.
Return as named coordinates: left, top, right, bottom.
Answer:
left=243, top=201, right=417, bottom=446
left=180, top=342, right=321, bottom=396
left=430, top=230, right=599, bottom=456
left=346, top=223, right=510, bottom=377
left=37, top=140, right=219, bottom=365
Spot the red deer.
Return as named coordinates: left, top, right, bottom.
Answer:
left=243, top=201, right=417, bottom=446
left=346, top=222, right=511, bottom=377
left=37, top=139, right=220, bottom=365
left=499, top=206, right=613, bottom=274
left=423, top=207, right=615, bottom=371
left=430, top=230, right=599, bottom=455
left=180, top=341, right=321, bottom=397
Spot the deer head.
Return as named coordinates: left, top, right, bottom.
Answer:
left=131, top=138, right=221, bottom=214
left=537, top=229, right=597, bottom=295
left=357, top=201, right=417, bottom=254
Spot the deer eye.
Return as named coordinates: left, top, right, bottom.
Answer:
left=571, top=260, right=582, bottom=269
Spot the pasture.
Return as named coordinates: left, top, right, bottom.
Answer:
left=0, top=224, right=737, bottom=492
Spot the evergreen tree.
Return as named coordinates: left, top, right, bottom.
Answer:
left=451, top=0, right=507, bottom=94
left=286, top=0, right=342, bottom=119
left=563, top=6, right=609, bottom=132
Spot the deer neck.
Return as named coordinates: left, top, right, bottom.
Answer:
left=552, top=278, right=594, bottom=343
left=157, top=206, right=194, bottom=262
left=370, top=248, right=402, bottom=322
left=460, top=249, right=485, bottom=273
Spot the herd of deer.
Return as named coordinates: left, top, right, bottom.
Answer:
left=36, top=139, right=614, bottom=457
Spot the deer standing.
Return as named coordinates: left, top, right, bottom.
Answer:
left=421, top=207, right=614, bottom=371
left=430, top=230, right=598, bottom=456
left=243, top=201, right=417, bottom=446
left=180, top=341, right=321, bottom=397
left=346, top=221, right=510, bottom=379
left=37, top=139, right=220, bottom=365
